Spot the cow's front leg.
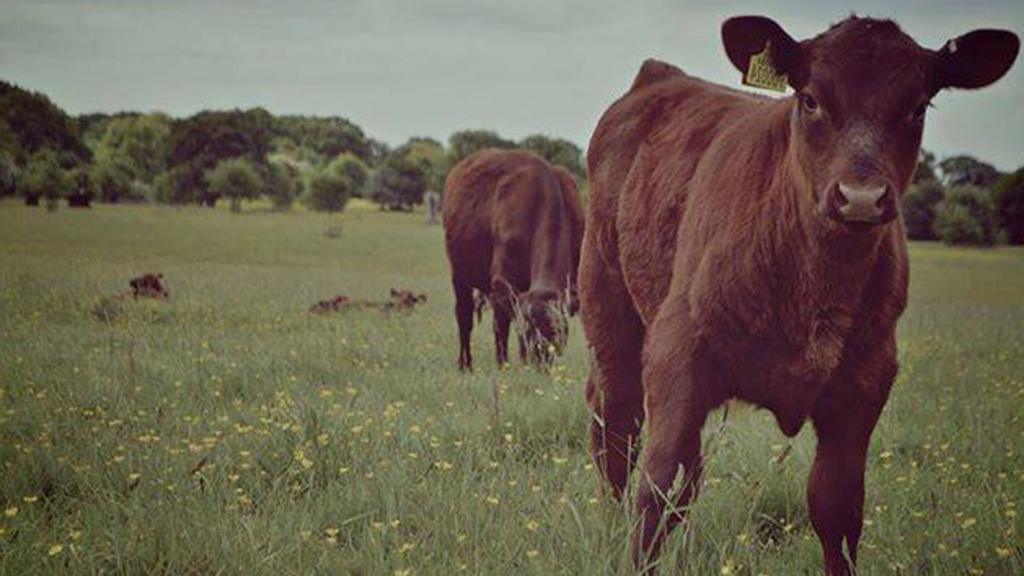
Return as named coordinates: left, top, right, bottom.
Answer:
left=808, top=337, right=896, bottom=576
left=631, top=305, right=712, bottom=570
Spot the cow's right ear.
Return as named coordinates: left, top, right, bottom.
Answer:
left=722, top=16, right=805, bottom=87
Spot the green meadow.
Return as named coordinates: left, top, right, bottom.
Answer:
left=0, top=201, right=1021, bottom=575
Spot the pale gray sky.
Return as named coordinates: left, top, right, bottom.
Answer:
left=1, top=0, right=1021, bottom=169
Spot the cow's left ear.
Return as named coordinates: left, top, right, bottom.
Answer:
left=722, top=16, right=805, bottom=87
left=934, top=29, right=1019, bottom=90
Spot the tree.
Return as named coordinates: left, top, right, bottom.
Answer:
left=91, top=158, right=134, bottom=203
left=97, top=113, right=170, bottom=182
left=912, top=148, right=938, bottom=184
left=326, top=153, right=370, bottom=197
left=264, top=160, right=300, bottom=211
left=901, top=179, right=944, bottom=240
left=205, top=158, right=263, bottom=212
left=447, top=129, right=514, bottom=167
left=933, top=185, right=998, bottom=246
left=306, top=169, right=352, bottom=214
left=394, top=137, right=446, bottom=193
left=0, top=150, right=17, bottom=197
left=519, top=134, right=584, bottom=178
left=152, top=165, right=194, bottom=205
left=67, top=167, right=96, bottom=207
left=993, top=168, right=1024, bottom=245
left=19, top=149, right=69, bottom=208
left=167, top=108, right=273, bottom=206
left=370, top=152, right=428, bottom=211
left=0, top=81, right=91, bottom=166
left=939, top=155, right=1001, bottom=189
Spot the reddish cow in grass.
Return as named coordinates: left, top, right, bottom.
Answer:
left=444, top=149, right=584, bottom=370
left=580, top=15, right=1018, bottom=574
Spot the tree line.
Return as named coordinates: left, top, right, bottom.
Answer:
left=1, top=78, right=1022, bottom=246
left=0, top=80, right=584, bottom=215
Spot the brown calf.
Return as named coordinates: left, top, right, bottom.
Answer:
left=129, top=273, right=168, bottom=299
left=580, top=15, right=1017, bottom=574
left=444, top=149, right=584, bottom=369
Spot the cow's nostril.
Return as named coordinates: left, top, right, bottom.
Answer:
left=875, top=189, right=890, bottom=208
left=834, top=185, right=849, bottom=206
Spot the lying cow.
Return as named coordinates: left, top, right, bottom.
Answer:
left=129, top=273, right=168, bottom=299
left=444, top=149, right=584, bottom=369
left=580, top=15, right=1017, bottom=575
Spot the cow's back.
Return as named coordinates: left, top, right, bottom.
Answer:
left=587, top=59, right=766, bottom=323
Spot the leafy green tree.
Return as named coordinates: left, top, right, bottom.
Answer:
left=306, top=169, right=352, bottom=214
left=97, top=113, right=170, bottom=182
left=19, top=149, right=69, bottom=208
left=399, top=138, right=447, bottom=193
left=370, top=152, right=428, bottom=211
left=264, top=160, right=299, bottom=211
left=152, top=165, right=194, bottom=205
left=167, top=108, right=273, bottom=205
left=273, top=116, right=370, bottom=162
left=447, top=130, right=514, bottom=167
left=939, top=155, right=1001, bottom=188
left=0, top=81, right=91, bottom=165
left=205, top=158, right=263, bottom=212
left=0, top=150, right=17, bottom=197
left=901, top=179, right=944, bottom=240
left=933, top=185, right=998, bottom=246
left=993, top=168, right=1024, bottom=245
left=326, top=153, right=370, bottom=197
left=519, top=134, right=584, bottom=177
left=91, top=158, right=134, bottom=203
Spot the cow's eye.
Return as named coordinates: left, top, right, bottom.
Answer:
left=799, top=93, right=819, bottom=114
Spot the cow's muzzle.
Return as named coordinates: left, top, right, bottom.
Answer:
left=823, top=181, right=896, bottom=226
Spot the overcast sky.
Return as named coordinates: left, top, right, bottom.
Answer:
left=1, top=0, right=1021, bottom=169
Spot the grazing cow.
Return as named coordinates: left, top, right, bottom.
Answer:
left=444, top=149, right=584, bottom=370
left=129, top=273, right=168, bottom=299
left=389, top=288, right=428, bottom=311
left=580, top=15, right=1018, bottom=574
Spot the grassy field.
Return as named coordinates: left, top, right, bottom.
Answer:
left=0, top=200, right=1021, bottom=575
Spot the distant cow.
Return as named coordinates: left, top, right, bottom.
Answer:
left=581, top=16, right=1017, bottom=574
left=129, top=273, right=168, bottom=299
left=389, top=288, right=427, bottom=311
left=444, top=149, right=584, bottom=370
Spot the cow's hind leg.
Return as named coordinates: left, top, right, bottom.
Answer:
left=808, top=339, right=896, bottom=576
left=580, top=241, right=645, bottom=499
left=453, top=281, right=474, bottom=371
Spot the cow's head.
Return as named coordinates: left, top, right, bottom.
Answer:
left=492, top=278, right=569, bottom=365
left=723, top=16, right=1018, bottom=228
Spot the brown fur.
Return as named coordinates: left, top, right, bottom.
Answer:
left=581, top=16, right=1017, bottom=575
left=444, top=149, right=584, bottom=369
left=129, top=273, right=168, bottom=299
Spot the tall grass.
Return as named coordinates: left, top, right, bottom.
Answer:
left=0, top=200, right=1021, bottom=574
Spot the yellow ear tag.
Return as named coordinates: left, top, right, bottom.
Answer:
left=743, top=41, right=788, bottom=93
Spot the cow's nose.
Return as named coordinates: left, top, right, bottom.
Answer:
left=830, top=182, right=893, bottom=224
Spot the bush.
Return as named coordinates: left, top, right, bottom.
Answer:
left=933, top=185, right=998, bottom=246
left=205, top=158, right=263, bottom=212
left=0, top=151, right=17, bottom=196
left=152, top=165, right=194, bottom=205
left=370, top=153, right=427, bottom=211
left=902, top=179, right=944, bottom=240
left=306, top=169, right=351, bottom=213
left=19, top=148, right=69, bottom=208
left=91, top=158, right=133, bottom=203
left=993, top=168, right=1024, bottom=245
left=264, top=160, right=299, bottom=211
left=326, top=153, right=369, bottom=197
left=67, top=167, right=96, bottom=207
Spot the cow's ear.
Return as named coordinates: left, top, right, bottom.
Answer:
left=933, top=29, right=1019, bottom=90
left=722, top=16, right=805, bottom=87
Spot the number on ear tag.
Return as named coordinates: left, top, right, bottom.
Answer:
left=743, top=41, right=788, bottom=93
